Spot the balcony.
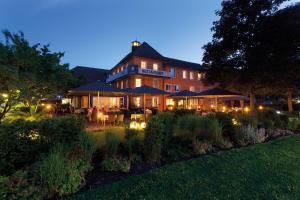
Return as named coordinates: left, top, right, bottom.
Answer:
left=106, top=65, right=175, bottom=83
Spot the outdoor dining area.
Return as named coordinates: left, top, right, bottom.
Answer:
left=68, top=81, right=249, bottom=129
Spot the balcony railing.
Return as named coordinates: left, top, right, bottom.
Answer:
left=106, top=65, right=175, bottom=83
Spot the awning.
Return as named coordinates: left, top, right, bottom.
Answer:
left=68, top=81, right=124, bottom=95
left=197, top=88, right=243, bottom=98
left=169, top=90, right=199, bottom=98
left=122, top=85, right=169, bottom=95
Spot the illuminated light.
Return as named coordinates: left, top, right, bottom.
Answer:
left=41, top=103, right=45, bottom=106
left=210, top=104, right=215, bottom=108
left=2, top=93, right=8, bottom=98
left=244, top=107, right=250, bottom=113
left=258, top=105, right=264, bottom=110
left=140, top=122, right=146, bottom=129
left=97, top=112, right=103, bottom=118
left=222, top=106, right=226, bottom=112
left=232, top=118, right=238, bottom=126
left=188, top=106, right=192, bottom=110
left=130, top=121, right=137, bottom=129
left=46, top=105, right=51, bottom=109
left=276, top=110, right=282, bottom=115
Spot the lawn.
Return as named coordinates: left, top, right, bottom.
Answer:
left=68, top=135, right=300, bottom=200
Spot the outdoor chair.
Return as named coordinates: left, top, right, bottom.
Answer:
left=107, top=114, right=117, bottom=126
left=116, top=114, right=124, bottom=125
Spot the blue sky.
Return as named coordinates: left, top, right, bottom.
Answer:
left=0, top=0, right=299, bottom=69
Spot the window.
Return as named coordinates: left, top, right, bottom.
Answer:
left=141, top=61, right=147, bottom=69
left=153, top=79, right=159, bottom=88
left=182, top=70, right=187, bottom=79
left=152, top=97, right=159, bottom=107
left=197, top=73, right=202, bottom=80
left=121, top=66, right=124, bottom=71
left=125, top=79, right=129, bottom=88
left=135, top=78, right=141, bottom=87
left=166, top=98, right=174, bottom=106
left=120, top=81, right=123, bottom=89
left=117, top=69, right=120, bottom=74
left=175, top=84, right=180, bottom=92
left=190, top=72, right=194, bottom=80
left=170, top=67, right=176, bottom=77
left=81, top=96, right=89, bottom=108
left=134, top=97, right=141, bottom=107
left=189, top=86, right=195, bottom=92
left=153, top=63, right=158, bottom=71
left=116, top=82, right=119, bottom=88
left=165, top=84, right=172, bottom=92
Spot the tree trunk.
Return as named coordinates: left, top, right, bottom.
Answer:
left=287, top=89, right=293, bottom=112
left=249, top=91, right=255, bottom=113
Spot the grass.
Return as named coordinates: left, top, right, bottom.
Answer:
left=68, top=135, right=300, bottom=200
left=88, top=127, right=126, bottom=148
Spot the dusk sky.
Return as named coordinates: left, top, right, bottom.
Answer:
left=0, top=0, right=299, bottom=69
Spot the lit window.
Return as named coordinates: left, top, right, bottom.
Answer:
left=121, top=66, right=124, bottom=71
left=116, top=82, right=119, bottom=88
left=152, top=97, right=159, bottom=107
left=189, top=86, right=195, bottom=92
left=81, top=96, right=89, bottom=108
left=166, top=98, right=174, bottom=106
left=175, top=85, right=180, bottom=92
left=153, top=63, right=158, bottom=71
left=165, top=84, right=172, bottom=92
left=141, top=61, right=147, bottom=69
left=134, top=97, right=141, bottom=107
left=198, top=73, right=202, bottom=80
left=120, top=81, right=123, bottom=89
left=135, top=78, right=141, bottom=87
left=190, top=72, right=194, bottom=80
left=153, top=79, right=159, bottom=88
left=117, top=69, right=119, bottom=74
left=182, top=70, right=187, bottom=79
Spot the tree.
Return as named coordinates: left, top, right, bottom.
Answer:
left=202, top=0, right=288, bottom=112
left=255, top=4, right=300, bottom=111
left=0, top=30, right=80, bottom=122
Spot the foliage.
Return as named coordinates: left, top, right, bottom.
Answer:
left=3, top=105, right=48, bottom=123
left=157, top=112, right=176, bottom=149
left=0, top=30, right=81, bottom=122
left=202, top=0, right=289, bottom=110
left=237, top=125, right=266, bottom=145
left=39, top=145, right=92, bottom=197
left=288, top=117, right=300, bottom=130
left=192, top=139, right=213, bottom=155
left=126, top=135, right=143, bottom=157
left=171, top=109, right=196, bottom=118
left=68, top=135, right=300, bottom=200
left=144, top=115, right=165, bottom=163
left=174, top=115, right=203, bottom=140
left=101, top=158, right=131, bottom=173
left=233, top=112, right=258, bottom=127
left=0, top=116, right=86, bottom=175
left=104, top=131, right=121, bottom=158
left=210, top=112, right=236, bottom=140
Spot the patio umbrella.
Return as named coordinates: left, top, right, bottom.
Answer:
left=122, top=85, right=169, bottom=115
left=169, top=90, right=200, bottom=109
left=197, top=88, right=245, bottom=109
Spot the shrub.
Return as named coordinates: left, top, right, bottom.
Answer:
left=172, top=109, right=196, bottom=118
left=288, top=117, right=300, bottom=130
left=39, top=145, right=91, bottom=197
left=104, top=131, right=121, bottom=158
left=126, top=136, right=143, bottom=157
left=144, top=115, right=165, bottom=163
left=157, top=112, right=176, bottom=149
left=101, top=158, right=131, bottom=173
left=192, top=140, right=213, bottom=155
left=233, top=112, right=258, bottom=127
left=206, top=118, right=224, bottom=146
left=237, top=125, right=266, bottom=145
left=174, top=115, right=202, bottom=140
left=210, top=112, right=236, bottom=141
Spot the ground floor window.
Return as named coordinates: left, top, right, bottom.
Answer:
left=166, top=98, right=174, bottom=106
left=92, top=97, right=121, bottom=109
left=152, top=96, right=159, bottom=107
left=188, top=99, right=198, bottom=109
left=133, top=97, right=141, bottom=107
left=81, top=96, right=89, bottom=108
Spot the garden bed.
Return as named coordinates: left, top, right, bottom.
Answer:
left=68, top=134, right=300, bottom=200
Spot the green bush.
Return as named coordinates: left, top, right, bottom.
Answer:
left=101, top=158, right=131, bottom=173
left=104, top=131, right=121, bottom=158
left=0, top=116, right=86, bottom=175
left=288, top=117, right=300, bottom=130
left=237, top=125, right=266, bottom=145
left=172, top=109, right=196, bottom=118
left=192, top=140, right=213, bottom=155
left=126, top=135, right=143, bottom=157
left=157, top=112, right=176, bottom=149
left=144, top=115, right=165, bottom=163
left=174, top=115, right=203, bottom=140
left=233, top=112, right=258, bottom=127
left=210, top=112, right=236, bottom=141
left=39, top=145, right=92, bottom=197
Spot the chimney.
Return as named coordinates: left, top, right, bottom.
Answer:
left=131, top=40, right=141, bottom=52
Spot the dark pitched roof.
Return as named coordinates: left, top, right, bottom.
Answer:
left=197, top=88, right=243, bottom=97
left=70, top=81, right=123, bottom=93
left=72, top=66, right=109, bottom=83
left=170, top=90, right=200, bottom=97
left=122, top=85, right=169, bottom=94
left=113, top=42, right=203, bottom=71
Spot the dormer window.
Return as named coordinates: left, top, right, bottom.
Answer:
left=153, top=63, right=158, bottom=71
left=141, top=61, right=146, bottom=69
